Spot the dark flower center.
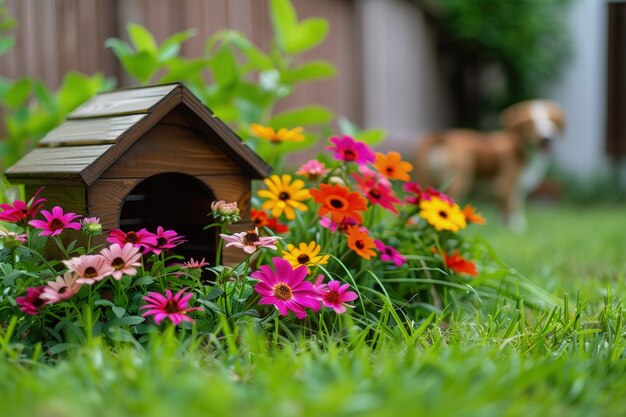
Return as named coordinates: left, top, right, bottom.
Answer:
left=243, top=231, right=260, bottom=245
left=273, top=283, right=293, bottom=301
left=58, top=286, right=68, bottom=294
left=278, top=192, right=290, bottom=201
left=342, top=149, right=356, bottom=161
left=112, top=257, right=125, bottom=270
left=438, top=210, right=448, bottom=219
left=125, top=232, right=139, bottom=244
left=164, top=299, right=180, bottom=314
left=386, top=167, right=394, bottom=174
left=385, top=248, right=394, bottom=257
left=356, top=240, right=365, bottom=250
left=49, top=218, right=64, bottom=230
left=157, top=237, right=167, bottom=246
left=329, top=198, right=345, bottom=209
left=33, top=298, right=45, bottom=307
left=369, top=189, right=381, bottom=200
left=84, top=267, right=98, bottom=278
left=324, top=290, right=341, bottom=304
left=297, top=254, right=310, bottom=264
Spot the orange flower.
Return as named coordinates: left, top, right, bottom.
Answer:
left=374, top=151, right=413, bottom=181
left=309, top=183, right=368, bottom=224
left=444, top=251, right=478, bottom=276
left=250, top=124, right=304, bottom=144
left=462, top=204, right=486, bottom=225
left=346, top=226, right=377, bottom=260
left=250, top=209, right=269, bottom=228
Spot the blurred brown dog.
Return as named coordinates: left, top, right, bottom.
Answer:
left=414, top=100, right=565, bottom=231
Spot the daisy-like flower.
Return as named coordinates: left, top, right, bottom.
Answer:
left=357, top=164, right=391, bottom=187
left=80, top=217, right=102, bottom=236
left=419, top=196, right=467, bottom=232
left=0, top=187, right=46, bottom=225
left=107, top=228, right=158, bottom=251
left=424, top=187, right=455, bottom=205
left=313, top=277, right=358, bottom=314
left=40, top=271, right=82, bottom=304
left=251, top=208, right=269, bottom=228
left=251, top=257, right=320, bottom=319
left=147, top=226, right=186, bottom=255
left=174, top=258, right=210, bottom=279
left=250, top=123, right=305, bottom=144
left=375, top=240, right=407, bottom=267
left=282, top=241, right=330, bottom=273
left=346, top=226, right=377, bottom=260
left=28, top=206, right=82, bottom=237
left=220, top=227, right=280, bottom=254
left=257, top=175, right=310, bottom=220
left=444, top=251, right=478, bottom=276
left=462, top=204, right=487, bottom=225
left=296, top=159, right=331, bottom=181
left=352, top=173, right=402, bottom=214
left=210, top=201, right=241, bottom=224
left=266, top=217, right=289, bottom=234
left=403, top=182, right=426, bottom=205
left=310, top=183, right=368, bottom=224
left=0, top=230, right=27, bottom=249
left=16, top=286, right=46, bottom=315
left=140, top=288, right=203, bottom=326
left=374, top=151, right=413, bottom=181
left=319, top=216, right=359, bottom=234
left=326, top=136, right=376, bottom=165
left=100, top=243, right=142, bottom=280
left=63, top=254, right=113, bottom=285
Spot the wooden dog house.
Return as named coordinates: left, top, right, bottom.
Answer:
left=5, top=83, right=271, bottom=264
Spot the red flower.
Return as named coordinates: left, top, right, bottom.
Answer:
left=352, top=173, right=402, bottom=214
left=0, top=187, right=46, bottom=225
left=444, top=251, right=478, bottom=276
left=107, top=228, right=158, bottom=251
left=16, top=286, right=46, bottom=315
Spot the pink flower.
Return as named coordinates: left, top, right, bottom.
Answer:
left=140, top=288, right=202, bottom=325
left=326, top=136, right=376, bottom=165
left=146, top=226, right=186, bottom=255
left=296, top=160, right=331, bottom=180
left=219, top=227, right=280, bottom=254
left=403, top=182, right=426, bottom=205
left=0, top=230, right=27, bottom=248
left=183, top=258, right=210, bottom=269
left=252, top=257, right=320, bottom=319
left=40, top=271, right=82, bottom=304
left=100, top=243, right=142, bottom=280
left=80, top=217, right=102, bottom=236
left=423, top=187, right=455, bottom=205
left=16, top=286, right=46, bottom=315
left=0, top=187, right=46, bottom=225
left=28, top=206, right=82, bottom=237
left=357, top=165, right=391, bottom=188
left=63, top=254, right=113, bottom=285
left=313, top=277, right=358, bottom=314
left=319, top=216, right=359, bottom=234
left=107, top=228, right=158, bottom=251
left=375, top=240, right=407, bottom=267
left=211, top=201, right=241, bottom=224
left=352, top=173, right=402, bottom=214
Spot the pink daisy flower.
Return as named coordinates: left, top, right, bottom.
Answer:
left=0, top=230, right=28, bottom=248
left=0, top=187, right=46, bottom=225
left=357, top=165, right=391, bottom=187
left=313, top=277, right=358, bottom=314
left=146, top=226, right=186, bottom=255
left=40, top=271, right=82, bottom=304
left=326, top=136, right=376, bottom=165
left=319, top=216, right=359, bottom=234
left=375, top=240, right=407, bottom=267
left=219, top=227, right=280, bottom=254
left=107, top=228, right=158, bottom=251
left=296, top=159, right=331, bottom=181
left=28, top=206, right=82, bottom=237
left=352, top=173, right=402, bottom=214
left=423, top=187, right=455, bottom=205
left=140, top=288, right=202, bottom=326
left=80, top=217, right=102, bottom=236
left=403, top=182, right=426, bottom=205
left=63, top=254, right=113, bottom=285
left=252, top=257, right=320, bottom=319
left=100, top=243, right=142, bottom=280
left=183, top=257, right=210, bottom=269
left=16, top=286, right=46, bottom=315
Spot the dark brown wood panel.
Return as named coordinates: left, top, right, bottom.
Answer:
left=607, top=2, right=626, bottom=157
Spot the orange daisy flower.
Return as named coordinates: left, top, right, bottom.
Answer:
left=346, top=226, right=377, bottom=260
left=250, top=124, right=305, bottom=144
left=462, top=204, right=486, bottom=225
left=309, top=183, right=368, bottom=224
left=250, top=209, right=269, bottom=228
left=374, top=151, right=413, bottom=181
left=444, top=251, right=478, bottom=276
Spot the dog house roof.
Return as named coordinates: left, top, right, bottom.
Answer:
left=5, top=83, right=271, bottom=185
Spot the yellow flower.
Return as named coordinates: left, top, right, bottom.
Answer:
left=419, top=197, right=467, bottom=232
left=250, top=124, right=305, bottom=144
left=282, top=241, right=330, bottom=273
left=257, top=175, right=310, bottom=220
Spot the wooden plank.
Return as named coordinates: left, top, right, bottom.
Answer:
left=68, top=84, right=180, bottom=118
left=5, top=144, right=113, bottom=176
left=39, top=115, right=146, bottom=147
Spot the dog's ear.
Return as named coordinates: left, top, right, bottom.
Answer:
left=500, top=100, right=566, bottom=140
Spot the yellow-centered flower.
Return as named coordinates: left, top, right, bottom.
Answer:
left=282, top=241, right=330, bottom=273
left=250, top=124, right=305, bottom=144
left=257, top=175, right=310, bottom=220
left=419, top=196, right=467, bottom=232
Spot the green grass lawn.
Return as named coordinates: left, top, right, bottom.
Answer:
left=3, top=202, right=626, bottom=417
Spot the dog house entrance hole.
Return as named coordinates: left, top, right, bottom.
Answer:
left=119, top=173, right=217, bottom=264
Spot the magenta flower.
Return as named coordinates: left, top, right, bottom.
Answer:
left=183, top=258, right=210, bottom=269
left=326, top=136, right=376, bottom=165
left=252, top=257, right=320, bottom=319
left=100, top=243, right=142, bottom=280
left=146, top=226, right=186, bottom=255
left=80, top=217, right=102, bottom=236
left=107, top=228, right=158, bottom=251
left=0, top=187, right=46, bottom=225
left=16, top=286, right=46, bottom=315
left=357, top=165, right=391, bottom=187
left=374, top=240, right=407, bottom=267
left=313, top=277, right=358, bottom=314
left=140, top=288, right=202, bottom=325
left=40, top=271, right=82, bottom=304
left=63, top=254, right=113, bottom=285
left=319, top=216, right=359, bottom=234
left=219, top=227, right=280, bottom=254
left=423, top=187, right=455, bottom=205
left=403, top=182, right=426, bottom=205
left=28, top=206, right=82, bottom=237
left=296, top=159, right=331, bottom=180
left=352, top=173, right=402, bottom=214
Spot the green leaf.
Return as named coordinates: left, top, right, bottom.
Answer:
left=269, top=0, right=298, bottom=52
left=158, top=58, right=207, bottom=84
left=112, top=306, right=126, bottom=319
left=269, top=105, right=333, bottom=128
left=127, top=22, right=158, bottom=52
left=104, top=38, right=133, bottom=58
left=280, top=60, right=336, bottom=84
left=3, top=78, right=31, bottom=109
left=225, top=31, right=273, bottom=70
left=0, top=35, right=14, bottom=56
left=284, top=18, right=329, bottom=54
left=56, top=72, right=105, bottom=114
left=48, top=342, right=81, bottom=355
left=355, top=128, right=387, bottom=146
left=209, top=45, right=239, bottom=88
left=109, top=315, right=145, bottom=327
left=158, top=28, right=197, bottom=61
left=130, top=276, right=155, bottom=287
left=120, top=52, right=158, bottom=84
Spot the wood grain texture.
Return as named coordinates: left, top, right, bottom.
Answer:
left=5, top=144, right=113, bottom=177
left=38, top=115, right=146, bottom=147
